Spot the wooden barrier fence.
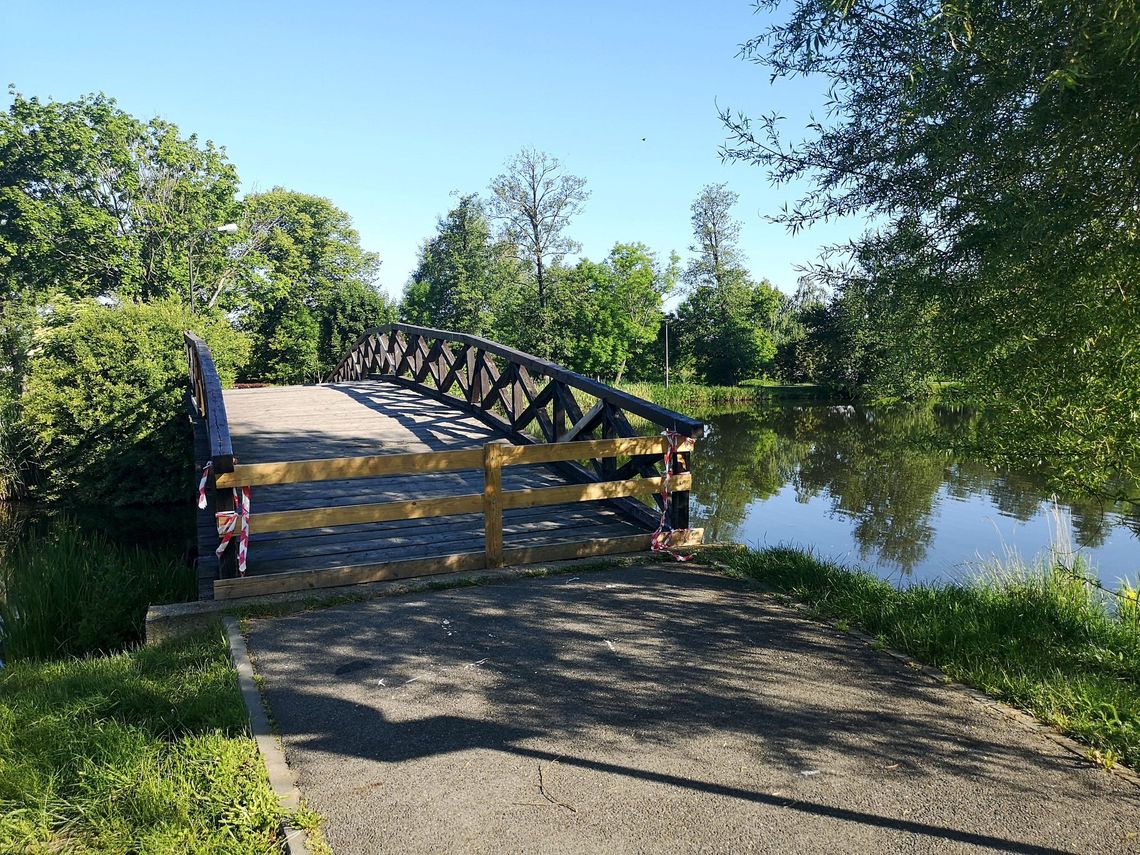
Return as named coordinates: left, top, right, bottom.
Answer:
left=213, top=435, right=701, bottom=600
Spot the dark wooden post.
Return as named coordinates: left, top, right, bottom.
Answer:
left=470, top=349, right=487, bottom=406
left=601, top=404, right=617, bottom=480
left=670, top=446, right=691, bottom=531
left=552, top=382, right=567, bottom=441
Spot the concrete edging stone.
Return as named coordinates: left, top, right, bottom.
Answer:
left=224, top=616, right=312, bottom=855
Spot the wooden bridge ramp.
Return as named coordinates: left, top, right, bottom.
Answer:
left=186, top=324, right=703, bottom=601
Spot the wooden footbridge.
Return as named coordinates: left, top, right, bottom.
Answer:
left=185, top=324, right=704, bottom=600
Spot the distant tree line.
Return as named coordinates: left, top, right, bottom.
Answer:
left=400, top=150, right=799, bottom=387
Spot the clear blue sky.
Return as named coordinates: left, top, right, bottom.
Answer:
left=1, top=0, right=859, bottom=301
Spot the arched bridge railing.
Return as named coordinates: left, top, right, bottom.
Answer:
left=185, top=331, right=238, bottom=597
left=184, top=331, right=234, bottom=474
left=327, top=323, right=704, bottom=531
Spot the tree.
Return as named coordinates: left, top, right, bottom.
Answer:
left=402, top=194, right=520, bottom=336
left=676, top=276, right=780, bottom=385
left=722, top=0, right=1140, bottom=493
left=489, top=147, right=589, bottom=316
left=0, top=90, right=240, bottom=304
left=237, top=189, right=389, bottom=383
left=684, top=183, right=747, bottom=292
left=558, top=243, right=675, bottom=381
left=676, top=184, right=780, bottom=384
left=20, top=298, right=248, bottom=504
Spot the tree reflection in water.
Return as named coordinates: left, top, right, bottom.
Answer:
left=689, top=403, right=1140, bottom=581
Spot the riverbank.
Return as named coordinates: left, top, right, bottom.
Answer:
left=618, top=380, right=826, bottom=409
left=709, top=544, right=1140, bottom=770
left=0, top=628, right=299, bottom=852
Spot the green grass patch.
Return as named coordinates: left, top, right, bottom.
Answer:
left=712, top=544, right=1140, bottom=769
left=617, top=381, right=790, bottom=408
left=1, top=517, right=195, bottom=661
left=0, top=627, right=285, bottom=853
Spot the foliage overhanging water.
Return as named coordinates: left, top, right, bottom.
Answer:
left=689, top=402, right=1140, bottom=589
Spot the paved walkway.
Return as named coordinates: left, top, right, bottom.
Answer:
left=245, top=566, right=1139, bottom=854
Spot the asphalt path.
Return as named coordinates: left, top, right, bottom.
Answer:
left=245, top=565, right=1140, bottom=854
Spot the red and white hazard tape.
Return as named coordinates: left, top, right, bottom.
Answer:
left=650, top=429, right=697, bottom=562
left=198, top=461, right=250, bottom=577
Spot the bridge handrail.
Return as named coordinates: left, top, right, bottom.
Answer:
left=212, top=436, right=702, bottom=600
left=184, top=331, right=234, bottom=473
left=325, top=323, right=701, bottom=533
left=326, top=323, right=703, bottom=436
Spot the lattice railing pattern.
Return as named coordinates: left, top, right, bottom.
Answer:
left=327, top=324, right=703, bottom=530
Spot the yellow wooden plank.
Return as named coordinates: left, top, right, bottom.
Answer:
left=483, top=440, right=507, bottom=568
left=498, top=436, right=670, bottom=466
left=500, top=528, right=705, bottom=565
left=250, top=493, right=484, bottom=534
left=214, top=551, right=487, bottom=599
left=214, top=447, right=483, bottom=488
left=214, top=529, right=707, bottom=599
left=500, top=472, right=692, bottom=511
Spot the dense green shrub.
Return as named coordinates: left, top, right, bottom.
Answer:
left=20, top=298, right=248, bottom=505
left=0, top=517, right=195, bottom=660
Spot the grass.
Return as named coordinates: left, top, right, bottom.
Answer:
left=0, top=517, right=195, bottom=661
left=0, top=627, right=286, bottom=853
left=616, top=380, right=825, bottom=410
left=711, top=543, right=1140, bottom=770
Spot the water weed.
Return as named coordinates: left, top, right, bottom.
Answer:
left=0, top=516, right=194, bottom=661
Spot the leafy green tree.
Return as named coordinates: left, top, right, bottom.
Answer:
left=676, top=276, right=780, bottom=385
left=401, top=194, right=520, bottom=336
left=317, top=278, right=397, bottom=373
left=489, top=148, right=588, bottom=357
left=20, top=298, right=249, bottom=505
left=772, top=278, right=828, bottom=382
left=236, top=189, right=390, bottom=383
left=0, top=90, right=239, bottom=304
left=684, top=183, right=748, bottom=292
left=722, top=0, right=1140, bottom=493
left=677, top=184, right=780, bottom=384
left=557, top=243, right=674, bottom=381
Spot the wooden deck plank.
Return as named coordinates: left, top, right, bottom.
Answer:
left=246, top=522, right=642, bottom=576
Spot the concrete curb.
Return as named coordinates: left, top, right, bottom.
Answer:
left=697, top=561, right=1140, bottom=789
left=223, top=616, right=312, bottom=855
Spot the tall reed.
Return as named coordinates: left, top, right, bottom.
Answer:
left=0, top=517, right=195, bottom=661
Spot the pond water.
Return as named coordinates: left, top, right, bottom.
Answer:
left=688, top=404, right=1140, bottom=589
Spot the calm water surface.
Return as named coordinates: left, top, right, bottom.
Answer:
left=688, top=404, right=1140, bottom=588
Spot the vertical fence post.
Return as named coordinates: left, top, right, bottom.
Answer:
left=552, top=385, right=566, bottom=441
left=670, top=447, right=691, bottom=532
left=483, top=439, right=508, bottom=568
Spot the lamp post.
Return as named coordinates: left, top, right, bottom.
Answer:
left=188, top=222, right=238, bottom=313
left=664, top=315, right=674, bottom=389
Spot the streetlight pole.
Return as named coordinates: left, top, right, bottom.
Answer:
left=188, top=222, right=238, bottom=313
left=665, top=319, right=670, bottom=389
